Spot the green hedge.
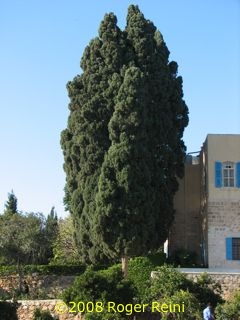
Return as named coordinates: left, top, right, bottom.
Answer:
left=0, top=264, right=87, bottom=276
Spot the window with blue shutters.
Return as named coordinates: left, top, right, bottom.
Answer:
left=226, top=238, right=240, bottom=260
left=215, top=161, right=240, bottom=188
left=223, top=162, right=234, bottom=187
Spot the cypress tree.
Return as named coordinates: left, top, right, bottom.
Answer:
left=4, top=191, right=18, bottom=215
left=94, top=67, right=151, bottom=275
left=61, top=13, right=125, bottom=263
left=61, top=5, right=189, bottom=270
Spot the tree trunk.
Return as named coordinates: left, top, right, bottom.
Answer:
left=121, top=255, right=129, bottom=278
left=17, top=257, right=22, bottom=294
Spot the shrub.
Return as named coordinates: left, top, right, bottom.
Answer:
left=62, top=264, right=135, bottom=320
left=191, top=272, right=223, bottom=308
left=158, top=290, right=202, bottom=320
left=149, top=265, right=192, bottom=301
left=33, top=308, right=55, bottom=320
left=147, top=265, right=223, bottom=309
left=0, top=301, right=18, bottom=320
left=128, top=256, right=156, bottom=302
left=0, top=287, right=11, bottom=300
left=0, top=264, right=86, bottom=276
left=215, top=289, right=240, bottom=320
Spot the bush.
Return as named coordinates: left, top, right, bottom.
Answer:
left=191, top=272, right=223, bottom=308
left=148, top=265, right=223, bottom=318
left=158, top=290, right=202, bottom=320
left=33, top=308, right=55, bottom=320
left=0, top=301, right=18, bottom=320
left=215, top=289, right=240, bottom=320
left=0, top=264, right=86, bottom=276
left=149, top=265, right=192, bottom=300
left=128, top=256, right=156, bottom=302
left=0, top=287, right=11, bottom=300
left=62, top=264, right=135, bottom=320
left=62, top=261, right=223, bottom=320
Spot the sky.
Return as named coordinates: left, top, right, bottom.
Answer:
left=0, top=0, right=239, bottom=217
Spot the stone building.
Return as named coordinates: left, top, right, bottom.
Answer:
left=168, top=134, right=240, bottom=268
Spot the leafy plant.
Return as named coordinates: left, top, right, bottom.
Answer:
left=62, top=264, right=135, bottom=319
left=128, top=256, right=156, bottom=302
left=215, top=289, right=240, bottom=320
left=33, top=308, right=55, bottom=320
left=192, top=272, right=223, bottom=308
left=159, top=290, right=202, bottom=320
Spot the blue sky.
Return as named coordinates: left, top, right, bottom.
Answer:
left=0, top=0, right=239, bottom=217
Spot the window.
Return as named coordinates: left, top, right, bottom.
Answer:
left=223, top=162, right=234, bottom=187
left=215, top=161, right=240, bottom=188
left=232, top=238, right=240, bottom=260
left=226, top=238, right=240, bottom=260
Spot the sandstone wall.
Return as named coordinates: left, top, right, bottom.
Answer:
left=16, top=299, right=82, bottom=320
left=208, top=200, right=240, bottom=268
left=0, top=274, right=75, bottom=299
left=169, top=269, right=240, bottom=299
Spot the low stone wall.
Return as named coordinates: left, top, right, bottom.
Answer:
left=181, top=268, right=240, bottom=299
left=152, top=268, right=240, bottom=299
left=0, top=274, right=76, bottom=299
left=16, top=299, right=82, bottom=320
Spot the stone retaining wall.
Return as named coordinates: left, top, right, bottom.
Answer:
left=2, top=270, right=240, bottom=319
left=152, top=268, right=240, bottom=299
left=0, top=274, right=75, bottom=299
left=182, top=269, right=240, bottom=299
left=16, top=299, right=82, bottom=320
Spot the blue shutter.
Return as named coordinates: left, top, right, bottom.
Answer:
left=215, top=161, right=222, bottom=188
left=236, top=162, right=240, bottom=188
left=226, top=238, right=232, bottom=260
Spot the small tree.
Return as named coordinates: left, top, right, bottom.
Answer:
left=4, top=191, right=18, bottom=215
left=51, top=215, right=81, bottom=265
left=43, top=207, right=58, bottom=263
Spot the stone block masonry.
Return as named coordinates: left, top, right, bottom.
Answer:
left=16, top=299, right=82, bottom=320
left=178, top=268, right=240, bottom=299
left=207, top=200, right=240, bottom=268
left=0, top=274, right=76, bottom=299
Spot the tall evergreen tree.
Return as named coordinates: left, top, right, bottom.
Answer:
left=4, top=191, right=18, bottom=215
left=94, top=67, right=152, bottom=275
left=61, top=13, right=126, bottom=263
left=61, top=5, right=189, bottom=270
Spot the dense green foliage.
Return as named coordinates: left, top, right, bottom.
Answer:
left=61, top=5, right=189, bottom=265
left=0, top=301, right=18, bottom=320
left=62, top=260, right=223, bottom=320
left=63, top=265, right=135, bottom=320
left=0, top=193, right=59, bottom=266
left=215, top=289, right=240, bottom=320
left=0, top=211, right=57, bottom=265
left=127, top=256, right=156, bottom=302
left=33, top=308, right=55, bottom=320
left=4, top=191, right=18, bottom=215
left=50, top=215, right=81, bottom=265
left=0, top=264, right=86, bottom=276
left=149, top=266, right=223, bottom=309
